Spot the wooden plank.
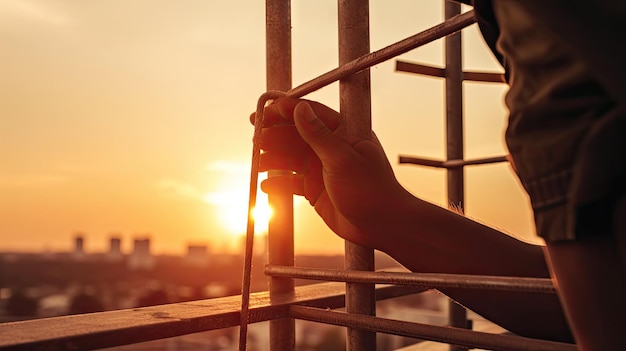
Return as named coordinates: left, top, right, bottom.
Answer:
left=0, top=283, right=419, bottom=351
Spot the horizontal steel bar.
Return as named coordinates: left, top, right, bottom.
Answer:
left=398, top=155, right=508, bottom=168
left=0, top=283, right=418, bottom=351
left=289, top=306, right=577, bottom=351
left=463, top=70, right=506, bottom=83
left=395, top=60, right=505, bottom=83
left=265, top=266, right=556, bottom=294
left=396, top=60, right=445, bottom=78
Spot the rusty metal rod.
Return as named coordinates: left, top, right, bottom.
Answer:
left=463, top=70, right=505, bottom=83
left=444, top=4, right=469, bottom=348
left=396, top=60, right=505, bottom=83
left=265, top=265, right=556, bottom=294
left=338, top=0, right=376, bottom=350
left=288, top=306, right=577, bottom=351
left=397, top=60, right=446, bottom=78
left=265, top=1, right=295, bottom=351
left=399, top=155, right=508, bottom=169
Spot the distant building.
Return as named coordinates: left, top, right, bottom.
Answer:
left=128, top=237, right=155, bottom=270
left=107, top=236, right=123, bottom=261
left=73, top=234, right=85, bottom=260
left=184, top=245, right=209, bottom=267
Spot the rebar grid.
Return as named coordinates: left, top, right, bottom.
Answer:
left=246, top=4, right=572, bottom=351
left=269, top=10, right=476, bottom=100
left=243, top=11, right=478, bottom=351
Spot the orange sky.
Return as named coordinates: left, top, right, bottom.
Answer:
left=0, top=1, right=541, bottom=256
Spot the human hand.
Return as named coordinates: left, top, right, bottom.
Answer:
left=252, top=98, right=412, bottom=249
left=249, top=99, right=574, bottom=344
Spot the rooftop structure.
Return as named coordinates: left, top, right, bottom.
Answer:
left=127, top=237, right=154, bottom=270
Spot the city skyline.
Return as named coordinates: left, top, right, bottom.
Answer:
left=1, top=1, right=541, bottom=256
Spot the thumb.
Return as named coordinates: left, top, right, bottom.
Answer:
left=293, top=101, right=345, bottom=160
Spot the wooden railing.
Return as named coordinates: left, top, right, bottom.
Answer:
left=0, top=282, right=420, bottom=350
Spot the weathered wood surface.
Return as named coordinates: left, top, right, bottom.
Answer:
left=0, top=283, right=420, bottom=351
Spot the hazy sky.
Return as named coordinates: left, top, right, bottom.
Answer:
left=0, top=1, right=540, bottom=255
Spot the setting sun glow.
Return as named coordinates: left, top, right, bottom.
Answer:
left=1, top=1, right=536, bottom=256
left=251, top=203, right=273, bottom=232
left=203, top=171, right=272, bottom=238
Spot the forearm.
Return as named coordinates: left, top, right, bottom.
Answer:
left=375, top=190, right=573, bottom=342
left=378, top=188, right=550, bottom=278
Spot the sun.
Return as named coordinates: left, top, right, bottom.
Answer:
left=203, top=171, right=272, bottom=237
left=251, top=202, right=273, bottom=230
left=204, top=189, right=272, bottom=237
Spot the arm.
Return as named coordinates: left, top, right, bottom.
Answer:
left=255, top=98, right=573, bottom=342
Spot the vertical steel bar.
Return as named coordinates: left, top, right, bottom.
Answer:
left=266, top=1, right=295, bottom=350
left=444, top=2, right=469, bottom=351
left=338, top=1, right=376, bottom=350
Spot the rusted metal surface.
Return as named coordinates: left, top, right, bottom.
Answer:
left=399, top=155, right=508, bottom=169
left=338, top=0, right=376, bottom=350
left=265, top=265, right=556, bottom=294
left=397, top=60, right=446, bottom=78
left=0, top=283, right=418, bottom=351
left=444, top=0, right=464, bottom=219
left=265, top=1, right=295, bottom=351
left=395, top=60, right=505, bottom=83
left=462, top=70, right=505, bottom=83
left=265, top=0, right=292, bottom=92
left=289, top=306, right=578, bottom=351
left=444, top=3, right=468, bottom=350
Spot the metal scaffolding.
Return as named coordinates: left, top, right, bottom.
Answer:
left=255, top=1, right=564, bottom=351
